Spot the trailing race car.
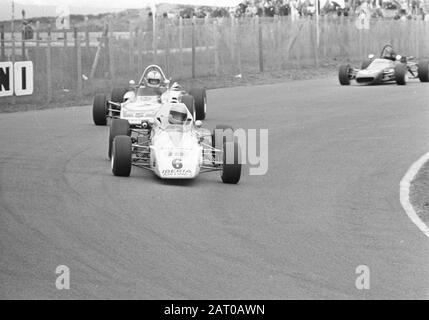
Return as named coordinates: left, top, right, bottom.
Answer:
left=92, top=65, right=207, bottom=126
left=109, top=102, right=241, bottom=184
left=338, top=45, right=429, bottom=85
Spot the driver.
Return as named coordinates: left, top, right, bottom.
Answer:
left=168, top=104, right=188, bottom=125
left=383, top=46, right=397, bottom=61
left=145, top=70, right=162, bottom=88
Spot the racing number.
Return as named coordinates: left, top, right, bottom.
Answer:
left=172, top=158, right=183, bottom=169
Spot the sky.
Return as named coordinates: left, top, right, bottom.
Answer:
left=0, top=0, right=243, bottom=21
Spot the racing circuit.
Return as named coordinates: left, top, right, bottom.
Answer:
left=1, top=77, right=429, bottom=299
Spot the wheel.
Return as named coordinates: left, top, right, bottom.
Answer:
left=338, top=64, right=352, bottom=85
left=361, top=59, right=372, bottom=70
left=418, top=59, right=429, bottom=82
left=109, top=119, right=131, bottom=159
left=221, top=141, right=241, bottom=184
left=394, top=63, right=407, bottom=85
left=212, top=125, right=234, bottom=166
left=181, top=94, right=196, bottom=120
left=111, top=135, right=132, bottom=177
left=111, top=87, right=128, bottom=103
left=92, top=94, right=107, bottom=125
left=189, top=88, right=207, bottom=120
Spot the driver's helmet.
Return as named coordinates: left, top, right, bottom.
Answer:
left=145, top=70, right=162, bottom=88
left=171, top=82, right=181, bottom=91
left=384, top=47, right=396, bottom=60
left=168, top=104, right=188, bottom=125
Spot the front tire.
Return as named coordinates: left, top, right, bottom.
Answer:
left=338, top=64, right=352, bottom=85
left=109, top=119, right=131, bottom=159
left=93, top=94, right=107, bottom=125
left=418, top=59, right=429, bottom=82
left=189, top=88, right=207, bottom=120
left=394, top=63, right=407, bottom=85
left=111, top=87, right=128, bottom=103
left=221, top=141, right=241, bottom=184
left=212, top=125, right=234, bottom=166
left=111, top=135, right=132, bottom=177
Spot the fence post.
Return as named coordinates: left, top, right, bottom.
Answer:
left=256, top=15, right=264, bottom=72
left=108, top=20, right=115, bottom=85
left=21, top=27, right=26, bottom=60
left=128, top=21, right=134, bottom=74
left=179, top=17, right=183, bottom=69
left=35, top=21, right=40, bottom=48
left=46, top=29, right=52, bottom=103
left=236, top=18, right=242, bottom=76
left=75, top=28, right=82, bottom=98
left=0, top=25, right=4, bottom=60
left=85, top=16, right=90, bottom=49
left=164, top=21, right=170, bottom=75
left=63, top=29, right=67, bottom=48
left=192, top=16, right=196, bottom=78
left=213, top=20, right=219, bottom=76
left=152, top=12, right=157, bottom=63
left=137, top=29, right=143, bottom=76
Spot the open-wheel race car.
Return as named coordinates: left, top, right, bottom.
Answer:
left=338, top=45, right=429, bottom=85
left=92, top=65, right=207, bottom=126
left=108, top=102, right=242, bottom=184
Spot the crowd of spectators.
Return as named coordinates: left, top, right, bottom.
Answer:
left=176, top=0, right=427, bottom=20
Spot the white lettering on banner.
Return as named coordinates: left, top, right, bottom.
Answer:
left=0, top=62, right=13, bottom=97
left=14, top=61, right=33, bottom=96
left=0, top=61, right=33, bottom=97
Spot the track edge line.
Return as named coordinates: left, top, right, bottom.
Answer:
left=400, top=151, right=429, bottom=238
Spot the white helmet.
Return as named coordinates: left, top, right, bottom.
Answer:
left=168, top=104, right=188, bottom=125
left=146, top=70, right=162, bottom=88
left=171, top=82, right=181, bottom=91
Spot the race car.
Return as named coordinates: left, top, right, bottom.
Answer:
left=338, top=45, right=429, bottom=85
left=109, top=102, right=241, bottom=184
left=92, top=65, right=207, bottom=126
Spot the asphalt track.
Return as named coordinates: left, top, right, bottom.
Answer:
left=1, top=78, right=429, bottom=299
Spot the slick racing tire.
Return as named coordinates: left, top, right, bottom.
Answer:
left=189, top=88, right=207, bottom=120
left=212, top=125, right=234, bottom=166
left=93, top=94, right=108, bottom=126
left=361, top=59, right=372, bottom=70
left=111, top=135, right=132, bottom=177
left=338, top=64, right=352, bottom=85
left=109, top=119, right=131, bottom=159
left=417, top=59, right=429, bottom=82
left=181, top=95, right=196, bottom=120
left=394, top=63, right=407, bottom=85
left=111, top=87, right=128, bottom=104
left=221, top=141, right=241, bottom=184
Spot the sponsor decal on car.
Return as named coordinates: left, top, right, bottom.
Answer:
left=161, top=169, right=192, bottom=177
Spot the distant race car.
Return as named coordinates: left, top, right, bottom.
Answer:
left=109, top=102, right=242, bottom=184
left=338, top=45, right=429, bottom=85
left=92, top=65, right=207, bottom=127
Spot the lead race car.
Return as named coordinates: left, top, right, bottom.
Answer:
left=109, top=102, right=242, bottom=184
left=338, top=45, right=429, bottom=85
left=92, top=65, right=207, bottom=126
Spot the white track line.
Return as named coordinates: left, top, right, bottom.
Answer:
left=400, top=151, right=429, bottom=238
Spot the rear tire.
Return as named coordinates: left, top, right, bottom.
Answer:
left=181, top=95, right=196, bottom=120
left=394, top=63, right=407, bottom=85
left=338, top=64, right=352, bottom=85
left=111, top=87, right=128, bottom=103
left=111, top=135, right=132, bottom=177
left=189, top=88, right=207, bottom=120
left=93, top=94, right=107, bottom=125
left=109, top=119, right=131, bottom=159
left=418, top=59, right=429, bottom=82
left=221, top=141, right=241, bottom=184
